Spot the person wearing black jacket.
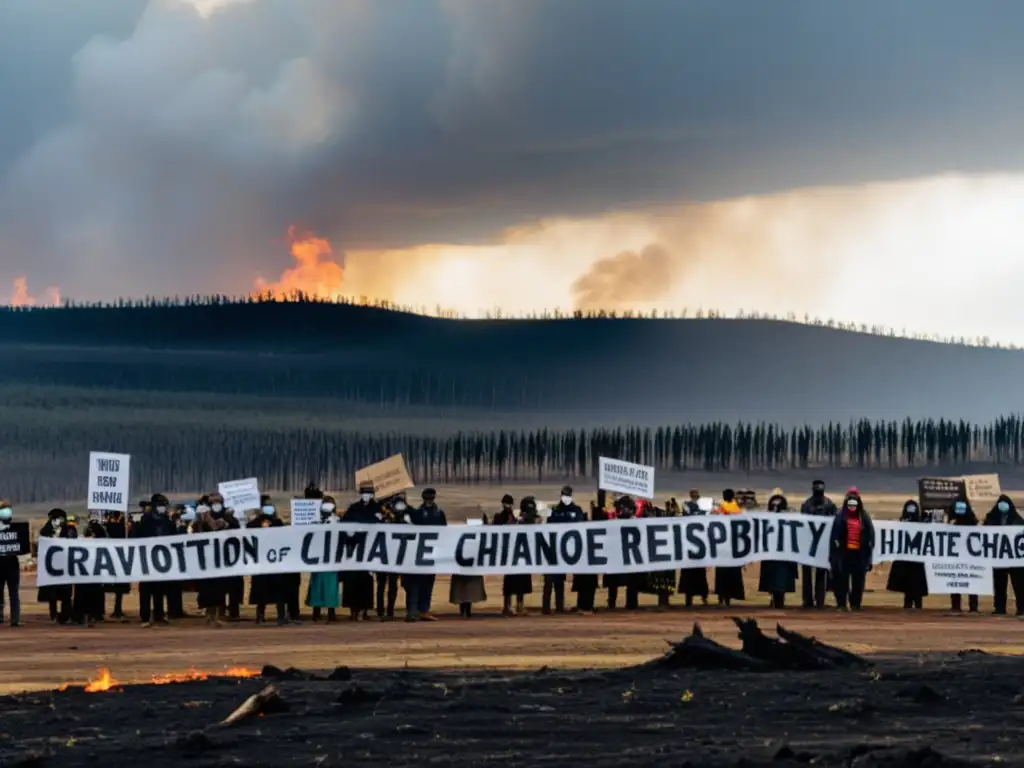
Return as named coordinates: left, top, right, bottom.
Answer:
left=543, top=485, right=583, bottom=614
left=375, top=492, right=405, bottom=621
left=493, top=495, right=532, bottom=616
left=758, top=494, right=799, bottom=608
left=72, top=516, right=108, bottom=626
left=133, top=494, right=176, bottom=627
left=830, top=493, right=875, bottom=611
left=341, top=482, right=382, bottom=621
left=100, top=510, right=131, bottom=621
left=678, top=490, right=710, bottom=607
left=404, top=488, right=447, bottom=621
left=886, top=500, right=929, bottom=609
left=0, top=499, right=22, bottom=627
left=247, top=498, right=297, bottom=626
left=800, top=480, right=838, bottom=608
left=984, top=494, right=1024, bottom=616
left=945, top=497, right=979, bottom=612
left=570, top=497, right=598, bottom=614
left=37, top=508, right=75, bottom=624
left=208, top=493, right=243, bottom=620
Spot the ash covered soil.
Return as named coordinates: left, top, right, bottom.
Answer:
left=2, top=648, right=1022, bottom=768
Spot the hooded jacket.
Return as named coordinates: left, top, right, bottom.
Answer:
left=830, top=496, right=875, bottom=569
left=984, top=495, right=1024, bottom=527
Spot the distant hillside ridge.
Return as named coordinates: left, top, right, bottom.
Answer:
left=1, top=300, right=1023, bottom=424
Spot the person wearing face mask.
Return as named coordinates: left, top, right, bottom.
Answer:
left=306, top=495, right=341, bottom=623
left=945, top=496, right=979, bottom=613
left=192, top=504, right=229, bottom=626
left=207, top=493, right=244, bottom=621
left=132, top=494, right=176, bottom=627
left=830, top=493, right=875, bottom=611
left=100, top=509, right=131, bottom=622
left=604, top=495, right=643, bottom=611
left=493, top=495, right=531, bottom=616
left=72, top=515, right=109, bottom=627
left=712, top=489, right=746, bottom=607
left=341, top=482, right=381, bottom=621
left=0, top=500, right=23, bottom=627
left=984, top=494, right=1024, bottom=616
left=161, top=501, right=188, bottom=621
left=799, top=480, right=838, bottom=609
left=570, top=497, right=599, bottom=615
left=374, top=493, right=404, bottom=621
left=247, top=497, right=295, bottom=626
left=541, top=486, right=583, bottom=615
left=758, top=493, right=798, bottom=609
left=404, top=488, right=447, bottom=621
left=36, top=508, right=75, bottom=624
left=677, top=490, right=710, bottom=608
left=886, top=500, right=930, bottom=610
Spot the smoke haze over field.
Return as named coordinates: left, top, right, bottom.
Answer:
left=3, top=1, right=1024, bottom=339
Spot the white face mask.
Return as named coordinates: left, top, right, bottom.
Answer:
left=196, top=505, right=211, bottom=515
left=0, top=507, right=12, bottom=521
left=561, top=495, right=572, bottom=506
left=395, top=501, right=407, bottom=512
left=53, top=518, right=65, bottom=528
left=321, top=502, right=336, bottom=513
left=262, top=505, right=275, bottom=515
left=211, top=503, right=223, bottom=514
left=155, top=506, right=168, bottom=515
left=360, top=493, right=373, bottom=503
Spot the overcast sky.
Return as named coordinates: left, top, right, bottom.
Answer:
left=3, top=0, right=1024, bottom=339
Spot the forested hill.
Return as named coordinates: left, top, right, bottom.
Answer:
left=0, top=301, right=1022, bottom=425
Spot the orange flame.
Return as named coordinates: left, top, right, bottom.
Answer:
left=7, top=276, right=61, bottom=308
left=253, top=226, right=344, bottom=301
left=63, top=666, right=258, bottom=693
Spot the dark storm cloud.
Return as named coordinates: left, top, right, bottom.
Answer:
left=3, top=0, right=1024, bottom=300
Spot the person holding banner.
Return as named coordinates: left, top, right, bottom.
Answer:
left=758, top=493, right=798, bottom=608
left=375, top=493, right=404, bottom=621
left=133, top=494, right=176, bottom=627
left=543, top=486, right=585, bottom=614
left=678, top=490, right=710, bottom=607
left=306, top=495, right=341, bottom=623
left=493, top=495, right=532, bottom=616
left=192, top=506, right=230, bottom=626
left=984, top=495, right=1024, bottom=616
left=208, top=493, right=244, bottom=621
left=570, top=500, right=600, bottom=615
left=405, top=488, right=447, bottom=621
left=100, top=510, right=131, bottom=622
left=886, top=500, right=929, bottom=610
left=800, top=480, right=837, bottom=609
left=341, top=482, right=381, bottom=621
left=0, top=500, right=21, bottom=627
left=946, top=497, right=979, bottom=613
left=640, top=501, right=677, bottom=609
left=72, top=516, right=109, bottom=626
left=829, top=493, right=875, bottom=611
left=36, top=508, right=75, bottom=624
left=713, top=489, right=745, bottom=606
left=605, top=495, right=642, bottom=610
left=247, top=498, right=295, bottom=626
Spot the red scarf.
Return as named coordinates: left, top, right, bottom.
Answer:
left=846, top=512, right=862, bottom=550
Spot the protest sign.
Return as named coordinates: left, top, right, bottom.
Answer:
left=925, top=559, right=993, bottom=595
left=290, top=498, right=321, bottom=526
left=960, top=474, right=1001, bottom=502
left=355, top=454, right=414, bottom=498
left=218, top=478, right=261, bottom=515
left=0, top=521, right=30, bottom=556
left=917, top=477, right=966, bottom=522
left=87, top=451, right=131, bottom=513
left=598, top=456, right=655, bottom=499
left=36, top=512, right=832, bottom=585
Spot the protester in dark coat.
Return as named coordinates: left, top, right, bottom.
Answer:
left=132, top=494, right=177, bottom=627
left=800, top=480, right=837, bottom=608
left=375, top=492, right=404, bottom=621
left=247, top=499, right=295, bottom=626
left=886, top=499, right=929, bottom=609
left=605, top=495, right=643, bottom=610
left=72, top=517, right=108, bottom=626
left=0, top=500, right=22, bottom=627
left=984, top=495, right=1024, bottom=616
left=639, top=500, right=677, bottom=608
left=543, top=485, right=583, bottom=614
left=404, top=488, right=447, bottom=621
left=758, top=493, right=798, bottom=608
left=713, top=489, right=746, bottom=606
left=341, top=482, right=382, bottom=620
left=946, top=498, right=979, bottom=613
left=830, top=493, right=875, bottom=611
left=208, top=493, right=244, bottom=621
left=99, top=510, right=130, bottom=621
left=37, top=508, right=75, bottom=624
left=493, top=495, right=532, bottom=615
left=193, top=509, right=229, bottom=626
left=678, top=489, right=710, bottom=607
left=569, top=496, right=598, bottom=614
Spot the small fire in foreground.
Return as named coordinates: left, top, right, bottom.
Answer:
left=63, top=666, right=259, bottom=693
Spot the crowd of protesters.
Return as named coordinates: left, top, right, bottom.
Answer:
left=1, top=479, right=1022, bottom=628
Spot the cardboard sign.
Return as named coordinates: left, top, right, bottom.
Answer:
left=598, top=456, right=656, bottom=499
left=355, top=454, right=414, bottom=498
left=960, top=474, right=1001, bottom=501
left=925, top=560, right=993, bottom=595
left=290, top=498, right=321, bottom=526
left=918, top=477, right=966, bottom=522
left=87, top=451, right=131, bottom=513
left=218, top=478, right=261, bottom=514
left=0, top=521, right=30, bottom=556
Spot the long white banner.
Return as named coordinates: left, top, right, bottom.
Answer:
left=37, top=514, right=832, bottom=585
left=36, top=516, right=1024, bottom=587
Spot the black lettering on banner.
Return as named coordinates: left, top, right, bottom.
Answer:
left=367, top=532, right=389, bottom=565
left=731, top=519, right=752, bottom=559
left=536, top=532, right=557, bottom=566
left=672, top=522, right=684, bottom=561
left=455, top=533, right=475, bottom=567
left=267, top=548, right=279, bottom=563
left=300, top=532, right=318, bottom=565
left=335, top=532, right=367, bottom=563
left=778, top=519, right=799, bottom=553
left=242, top=536, right=258, bottom=565
left=511, top=533, right=533, bottom=567
left=646, top=524, right=671, bottom=564
left=94, top=548, right=117, bottom=579
left=807, top=520, right=827, bottom=556
left=621, top=525, right=642, bottom=565
left=68, top=546, right=89, bottom=577
left=151, top=545, right=172, bottom=574
left=686, top=521, right=707, bottom=560
left=707, top=521, right=727, bottom=558
left=560, top=530, right=583, bottom=566
left=45, top=544, right=64, bottom=578
left=586, top=527, right=608, bottom=567
left=478, top=532, right=499, bottom=566
left=393, top=532, right=415, bottom=565
left=170, top=541, right=187, bottom=571
left=225, top=537, right=243, bottom=568
left=116, top=547, right=135, bottom=576
left=415, top=532, right=439, bottom=566
left=187, top=538, right=210, bottom=570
